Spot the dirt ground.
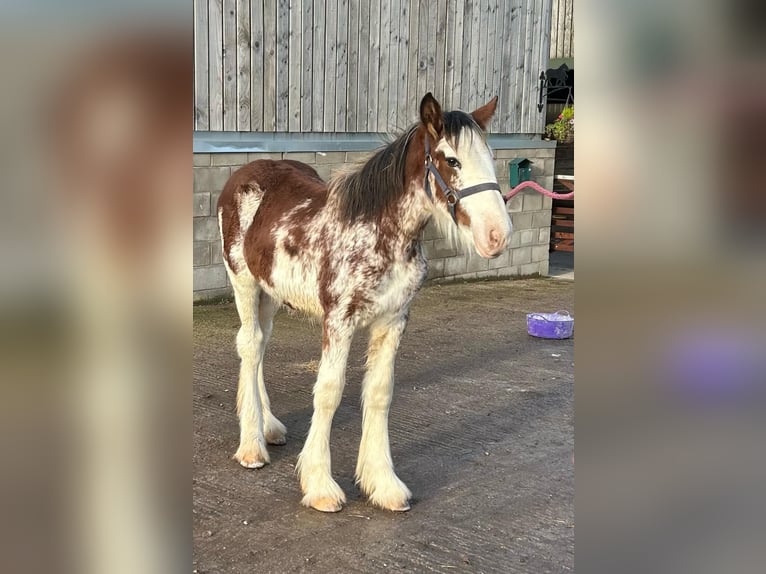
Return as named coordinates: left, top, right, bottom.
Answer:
left=193, top=278, right=574, bottom=573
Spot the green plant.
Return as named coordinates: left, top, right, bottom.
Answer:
left=544, top=105, right=574, bottom=142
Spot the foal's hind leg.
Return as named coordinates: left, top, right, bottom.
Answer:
left=255, top=291, right=287, bottom=445
left=356, top=314, right=412, bottom=511
left=296, top=320, right=354, bottom=512
left=231, top=276, right=269, bottom=468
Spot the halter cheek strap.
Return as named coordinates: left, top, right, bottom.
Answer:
left=423, top=137, right=503, bottom=222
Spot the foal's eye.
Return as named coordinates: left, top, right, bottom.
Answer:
left=445, top=157, right=461, bottom=169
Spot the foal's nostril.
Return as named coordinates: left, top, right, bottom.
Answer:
left=489, top=228, right=502, bottom=248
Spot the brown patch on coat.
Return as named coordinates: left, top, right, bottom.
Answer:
left=217, top=160, right=327, bottom=280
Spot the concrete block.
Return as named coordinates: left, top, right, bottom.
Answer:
left=283, top=152, right=316, bottom=164
left=443, top=254, right=467, bottom=277
left=510, top=231, right=522, bottom=248
left=523, top=192, right=543, bottom=212
left=194, top=242, right=211, bottom=266
left=512, top=246, right=532, bottom=266
left=519, top=262, right=541, bottom=277
left=193, top=154, right=210, bottom=167
left=488, top=248, right=511, bottom=269
left=494, top=160, right=509, bottom=178
left=430, top=238, right=458, bottom=259
left=530, top=161, right=545, bottom=177
left=346, top=151, right=373, bottom=163
left=532, top=210, right=552, bottom=228
left=466, top=252, right=489, bottom=273
left=194, top=217, right=220, bottom=241
left=498, top=265, right=520, bottom=278
left=211, top=244, right=225, bottom=264
left=315, top=164, right=337, bottom=181
left=506, top=194, right=523, bottom=213
left=211, top=153, right=248, bottom=166
left=316, top=151, right=346, bottom=164
left=194, top=166, right=231, bottom=192
left=539, top=259, right=550, bottom=276
left=422, top=221, right=442, bottom=241
left=543, top=158, right=555, bottom=176
left=426, top=259, right=444, bottom=280
left=193, top=265, right=228, bottom=290
left=193, top=286, right=233, bottom=303
left=477, top=269, right=499, bottom=279
left=542, top=175, right=554, bottom=191
left=247, top=152, right=282, bottom=161
left=512, top=212, right=533, bottom=230
left=421, top=239, right=435, bottom=259
left=520, top=229, right=536, bottom=246
left=495, top=149, right=519, bottom=159
left=531, top=244, right=549, bottom=263
left=538, top=227, right=551, bottom=244
left=211, top=191, right=223, bottom=212
left=193, top=193, right=211, bottom=217
left=542, top=196, right=552, bottom=210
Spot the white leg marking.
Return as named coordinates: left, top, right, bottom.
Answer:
left=356, top=315, right=412, bottom=511
left=231, top=276, right=270, bottom=469
left=256, top=292, right=287, bottom=445
left=296, top=324, right=354, bottom=512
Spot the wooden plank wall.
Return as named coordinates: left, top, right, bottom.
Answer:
left=549, top=0, right=573, bottom=60
left=194, top=0, right=552, bottom=134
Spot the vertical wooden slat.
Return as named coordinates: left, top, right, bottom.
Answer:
left=323, top=0, right=338, bottom=130
left=525, top=0, right=541, bottom=133
left=425, top=5, right=436, bottom=98
left=386, top=0, right=400, bottom=131
left=288, top=0, right=302, bottom=131
left=236, top=0, right=251, bottom=131
left=300, top=0, right=313, bottom=131
left=377, top=0, right=390, bottom=132
left=275, top=0, right=290, bottom=131
left=564, top=0, right=573, bottom=59
left=538, top=0, right=553, bottom=133
left=416, top=1, right=428, bottom=101
left=458, top=0, right=473, bottom=111
left=468, top=0, right=481, bottom=110
left=250, top=0, right=264, bottom=130
left=335, top=0, right=349, bottom=131
left=367, top=0, right=380, bottom=131
left=450, top=0, right=464, bottom=110
left=406, top=0, right=420, bottom=112
left=443, top=0, right=456, bottom=109
left=434, top=0, right=447, bottom=103
left=263, top=0, right=277, bottom=130
left=311, top=0, right=325, bottom=131
left=346, top=0, right=359, bottom=130
left=194, top=0, right=209, bottom=130
left=490, top=0, right=503, bottom=131
left=208, top=0, right=223, bottom=130
left=476, top=0, right=489, bottom=108
left=223, top=0, right=237, bottom=130
left=521, top=0, right=535, bottom=133
left=510, top=1, right=525, bottom=133
left=499, top=0, right=513, bottom=129
left=357, top=0, right=369, bottom=131
left=396, top=0, right=410, bottom=124
left=549, top=0, right=559, bottom=59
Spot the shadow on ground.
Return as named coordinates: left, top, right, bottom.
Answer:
left=194, top=278, right=574, bottom=573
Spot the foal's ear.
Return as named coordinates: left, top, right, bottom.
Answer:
left=471, top=96, right=498, bottom=130
left=419, top=92, right=443, bottom=138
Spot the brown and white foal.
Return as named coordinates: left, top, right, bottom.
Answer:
left=217, top=93, right=512, bottom=512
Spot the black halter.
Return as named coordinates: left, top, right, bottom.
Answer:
left=423, top=137, right=503, bottom=222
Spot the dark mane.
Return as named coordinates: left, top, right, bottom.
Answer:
left=332, top=110, right=484, bottom=222
left=332, top=126, right=418, bottom=223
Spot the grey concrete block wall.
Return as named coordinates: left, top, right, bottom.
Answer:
left=193, top=146, right=554, bottom=300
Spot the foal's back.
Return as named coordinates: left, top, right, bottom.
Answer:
left=218, top=160, right=327, bottom=282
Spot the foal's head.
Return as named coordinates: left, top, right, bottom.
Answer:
left=419, top=93, right=512, bottom=258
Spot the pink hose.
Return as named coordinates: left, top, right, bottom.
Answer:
left=503, top=180, right=574, bottom=201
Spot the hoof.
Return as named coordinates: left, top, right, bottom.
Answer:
left=265, top=432, right=287, bottom=446
left=233, top=448, right=268, bottom=469
left=307, top=497, right=344, bottom=513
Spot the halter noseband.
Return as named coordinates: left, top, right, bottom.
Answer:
left=423, top=137, right=503, bottom=222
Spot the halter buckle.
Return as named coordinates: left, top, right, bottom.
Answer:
left=445, top=190, right=458, bottom=205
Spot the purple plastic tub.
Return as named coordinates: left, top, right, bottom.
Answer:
left=526, top=311, right=574, bottom=339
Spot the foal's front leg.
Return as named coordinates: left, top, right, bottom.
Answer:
left=296, top=322, right=353, bottom=512
left=356, top=314, right=412, bottom=511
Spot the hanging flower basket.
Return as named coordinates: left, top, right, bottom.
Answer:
left=544, top=105, right=574, bottom=144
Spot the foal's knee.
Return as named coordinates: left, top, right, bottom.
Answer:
left=236, top=327, right=263, bottom=360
